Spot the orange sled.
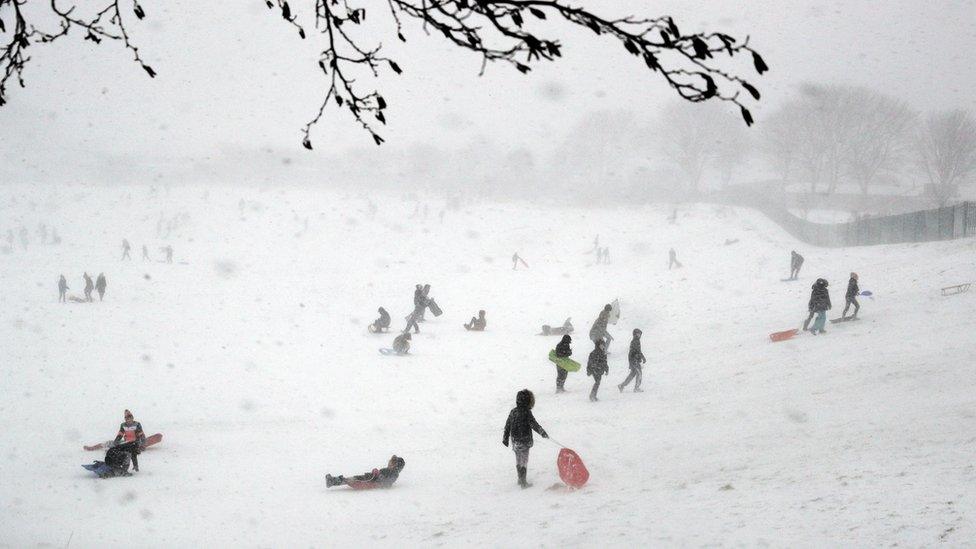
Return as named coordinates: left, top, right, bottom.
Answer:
left=769, top=329, right=800, bottom=342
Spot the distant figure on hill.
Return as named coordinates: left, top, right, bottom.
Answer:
left=160, top=245, right=173, bottom=264
left=843, top=273, right=860, bottom=319
left=404, top=284, right=427, bottom=334
left=121, top=239, right=131, bottom=260
left=464, top=310, right=487, bottom=331
left=502, top=389, right=549, bottom=488
left=370, top=307, right=391, bottom=333
left=803, top=278, right=831, bottom=335
left=585, top=234, right=600, bottom=254
left=58, top=274, right=69, bottom=303
left=142, top=245, right=150, bottom=261
left=588, top=304, right=614, bottom=351
left=789, top=250, right=804, bottom=280
left=618, top=329, right=646, bottom=393
left=587, top=339, right=609, bottom=402
left=512, top=252, right=528, bottom=270
left=554, top=334, right=572, bottom=393
left=83, top=272, right=94, bottom=302
left=392, top=332, right=411, bottom=355
left=668, top=208, right=678, bottom=224
left=95, top=273, right=107, bottom=301
left=668, top=248, right=682, bottom=270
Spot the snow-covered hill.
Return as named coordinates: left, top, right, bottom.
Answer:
left=1, top=184, right=974, bottom=547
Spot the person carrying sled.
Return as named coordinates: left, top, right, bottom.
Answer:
left=58, top=274, right=69, bottom=303
left=843, top=272, right=860, bottom=319
left=95, top=273, right=107, bottom=301
left=502, top=389, right=549, bottom=488
left=464, top=310, right=487, bottom=331
left=587, top=339, right=609, bottom=402
left=618, top=329, right=646, bottom=393
left=803, top=278, right=831, bottom=335
left=588, top=304, right=614, bottom=351
left=392, top=332, right=411, bottom=355
left=121, top=238, right=132, bottom=260
left=405, top=284, right=427, bottom=333
left=113, top=409, right=147, bottom=471
left=371, top=307, right=392, bottom=333
left=326, top=455, right=406, bottom=489
left=790, top=250, right=804, bottom=280
left=83, top=272, right=94, bottom=302
left=554, top=334, right=572, bottom=393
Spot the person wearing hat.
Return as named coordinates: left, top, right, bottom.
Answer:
left=618, top=328, right=647, bottom=393
left=326, top=455, right=406, bottom=488
left=843, top=273, right=860, bottom=319
left=113, top=410, right=146, bottom=471
left=586, top=339, right=609, bottom=402
left=502, top=389, right=548, bottom=488
left=588, top=303, right=614, bottom=351
left=554, top=334, right=573, bottom=393
left=805, top=278, right=832, bottom=335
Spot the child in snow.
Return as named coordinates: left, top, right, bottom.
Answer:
left=618, top=329, right=646, bottom=393
left=113, top=409, right=146, bottom=471
left=371, top=307, right=391, bottom=332
left=804, top=278, right=831, bottom=335
left=554, top=334, right=572, bottom=393
left=843, top=273, right=860, bottom=319
left=326, top=455, right=406, bottom=489
left=58, top=274, right=69, bottom=303
left=95, top=273, right=107, bottom=301
left=668, top=248, right=682, bottom=270
left=587, top=339, right=609, bottom=402
left=392, top=332, right=411, bottom=355
left=83, top=272, right=94, bottom=302
left=464, top=310, right=487, bottom=331
left=121, top=238, right=131, bottom=260
left=588, top=304, right=614, bottom=351
left=93, top=440, right=142, bottom=478
left=790, top=250, right=804, bottom=280
left=502, top=389, right=549, bottom=488
left=405, top=285, right=427, bottom=333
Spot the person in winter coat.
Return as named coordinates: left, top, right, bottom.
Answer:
left=464, top=310, right=487, bottom=331
left=554, top=334, right=572, bottom=393
left=790, top=250, right=804, bottom=280
left=668, top=248, right=682, bottom=270
left=58, top=274, right=69, bottom=303
left=95, top=273, right=107, bottom=301
left=326, top=455, right=406, bottom=488
left=588, top=304, right=614, bottom=350
left=83, top=272, right=94, bottom=302
left=618, top=329, right=646, bottom=393
left=587, top=339, right=609, bottom=402
left=371, top=307, right=391, bottom=332
left=405, top=285, right=427, bottom=333
left=113, top=409, right=146, bottom=472
left=392, top=332, right=411, bottom=355
left=98, top=440, right=142, bottom=478
left=502, top=389, right=549, bottom=488
left=121, top=239, right=131, bottom=260
left=843, top=272, right=860, bottom=319
left=804, top=278, right=831, bottom=334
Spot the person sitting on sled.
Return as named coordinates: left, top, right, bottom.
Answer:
left=464, top=310, right=487, bottom=331
left=113, top=409, right=146, bottom=471
left=371, top=307, right=391, bottom=332
left=326, top=455, right=406, bottom=488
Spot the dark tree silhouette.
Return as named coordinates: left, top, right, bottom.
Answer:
left=1, top=0, right=768, bottom=148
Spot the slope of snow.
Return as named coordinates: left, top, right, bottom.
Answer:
left=1, top=184, right=974, bottom=547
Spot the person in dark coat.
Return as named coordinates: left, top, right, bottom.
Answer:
left=83, top=272, right=94, bottom=302
left=843, top=272, right=860, bottom=319
left=326, top=455, right=406, bottom=488
left=618, top=329, right=646, bottom=393
left=554, top=334, right=572, bottom=393
left=58, top=274, right=69, bottom=303
left=588, top=304, right=614, bottom=350
left=464, top=310, right=487, bottom=331
left=95, top=273, right=107, bottom=301
left=405, top=285, right=426, bottom=333
left=587, top=339, right=609, bottom=402
left=371, top=307, right=391, bottom=332
left=502, top=389, right=548, bottom=488
left=392, top=332, right=411, bottom=355
left=113, top=409, right=146, bottom=472
left=804, top=278, right=831, bottom=334
left=121, top=238, right=131, bottom=260
left=790, top=251, right=804, bottom=280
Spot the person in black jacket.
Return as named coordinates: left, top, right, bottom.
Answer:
left=405, top=285, right=426, bottom=333
left=326, top=455, right=405, bottom=488
left=842, top=272, right=860, bottom=319
left=554, top=335, right=572, bottom=393
left=588, top=304, right=614, bottom=351
left=371, top=307, right=391, bottom=333
left=58, top=274, right=69, bottom=303
left=83, top=272, right=94, bottom=302
left=618, top=329, right=646, bottom=393
left=503, top=389, right=548, bottom=488
left=587, top=339, right=609, bottom=402
left=805, top=278, right=831, bottom=334
left=790, top=251, right=804, bottom=280
left=95, top=273, right=107, bottom=301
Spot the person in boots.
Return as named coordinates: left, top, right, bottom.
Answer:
left=502, top=389, right=548, bottom=488
left=618, top=328, right=646, bottom=393
left=806, top=278, right=831, bottom=335
left=587, top=339, right=609, bottom=402
left=464, top=310, right=487, bottom=331
left=58, top=274, right=69, bottom=303
left=113, top=409, right=146, bottom=472
left=326, top=455, right=405, bottom=489
left=554, top=334, right=572, bottom=393
left=95, top=273, right=107, bottom=301
left=843, top=272, right=860, bottom=319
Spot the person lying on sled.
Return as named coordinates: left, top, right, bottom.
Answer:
left=326, top=455, right=405, bottom=488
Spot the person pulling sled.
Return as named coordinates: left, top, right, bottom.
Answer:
left=803, top=278, right=831, bottom=335
left=502, top=389, right=549, bottom=488
left=842, top=273, right=860, bottom=319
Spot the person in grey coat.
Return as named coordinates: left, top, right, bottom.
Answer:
left=618, top=329, right=646, bottom=392
left=587, top=339, right=609, bottom=402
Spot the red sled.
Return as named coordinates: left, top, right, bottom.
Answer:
left=84, top=433, right=163, bottom=452
left=769, top=329, right=799, bottom=343
left=557, top=448, right=589, bottom=488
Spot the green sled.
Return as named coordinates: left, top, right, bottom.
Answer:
left=549, top=350, right=581, bottom=372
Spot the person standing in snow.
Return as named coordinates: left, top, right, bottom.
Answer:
left=141, top=244, right=150, bottom=262
left=554, top=334, right=572, bottom=393
left=790, top=250, right=804, bottom=280
left=587, top=339, right=609, bottom=401
left=95, top=273, right=107, bottom=301
left=121, top=239, right=131, bottom=260
left=161, top=245, right=174, bottom=264
left=618, top=329, right=646, bottom=393
left=843, top=272, right=860, bottom=319
left=588, top=303, right=614, bottom=351
left=502, top=389, right=549, bottom=488
left=668, top=248, right=681, bottom=270
left=83, top=272, right=94, bottom=302
left=804, top=278, right=831, bottom=335
left=58, top=274, right=69, bottom=303
left=113, top=409, right=146, bottom=472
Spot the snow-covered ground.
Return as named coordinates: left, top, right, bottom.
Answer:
left=1, top=184, right=974, bottom=547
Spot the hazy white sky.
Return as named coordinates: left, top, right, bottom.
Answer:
left=1, top=0, right=974, bottom=181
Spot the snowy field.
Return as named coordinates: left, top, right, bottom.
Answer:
left=1, top=184, right=975, bottom=547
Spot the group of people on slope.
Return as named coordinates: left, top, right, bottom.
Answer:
left=802, top=272, right=861, bottom=334
left=59, top=272, right=107, bottom=303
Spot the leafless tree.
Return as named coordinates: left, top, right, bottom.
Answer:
left=842, top=88, right=916, bottom=195
left=1, top=0, right=768, bottom=148
left=917, top=109, right=976, bottom=206
left=658, top=101, right=746, bottom=192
